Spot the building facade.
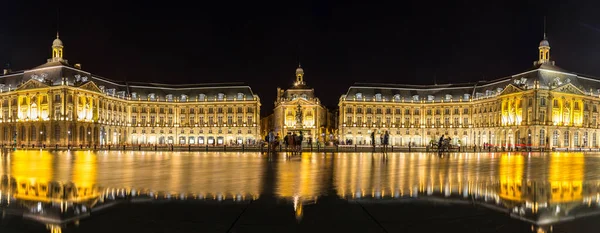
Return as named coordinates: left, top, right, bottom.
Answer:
left=262, top=65, right=335, bottom=143
left=0, top=34, right=261, bottom=146
left=338, top=35, right=600, bottom=149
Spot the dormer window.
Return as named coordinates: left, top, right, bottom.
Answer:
left=166, top=94, right=173, bottom=102
left=412, top=95, right=419, bottom=101
left=427, top=95, right=434, bottom=101
left=199, top=94, right=206, bottom=101
left=463, top=94, right=470, bottom=100
left=485, top=90, right=493, bottom=96
left=107, top=88, right=115, bottom=95
left=445, top=94, right=452, bottom=101
left=99, top=85, right=105, bottom=92
left=496, top=88, right=502, bottom=93
left=475, top=92, right=483, bottom=98
left=132, top=92, right=137, bottom=99
left=393, top=94, right=401, bottom=101
left=237, top=93, right=244, bottom=99
left=117, top=91, right=125, bottom=98
left=356, top=93, right=363, bottom=99
left=148, top=93, right=156, bottom=101
left=217, top=93, right=224, bottom=100
left=181, top=94, right=188, bottom=101
left=301, top=94, right=307, bottom=99
left=375, top=93, right=382, bottom=101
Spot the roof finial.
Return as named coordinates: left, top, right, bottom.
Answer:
left=543, top=16, right=547, bottom=40
left=56, top=31, right=59, bottom=39
left=298, top=61, right=301, bottom=68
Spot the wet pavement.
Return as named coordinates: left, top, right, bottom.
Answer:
left=0, top=150, right=599, bottom=232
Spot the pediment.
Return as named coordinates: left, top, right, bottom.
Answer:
left=16, top=79, right=50, bottom=91
left=498, top=84, right=524, bottom=96
left=286, top=98, right=316, bottom=106
left=552, top=83, right=585, bottom=95
left=77, top=81, right=103, bottom=93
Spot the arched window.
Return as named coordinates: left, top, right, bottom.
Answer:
left=563, top=131, right=569, bottom=147
left=539, top=129, right=545, bottom=146
left=30, top=126, right=36, bottom=141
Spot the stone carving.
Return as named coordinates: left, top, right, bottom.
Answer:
left=296, top=104, right=303, bottom=125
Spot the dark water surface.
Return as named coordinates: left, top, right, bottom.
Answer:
left=0, top=151, right=599, bottom=232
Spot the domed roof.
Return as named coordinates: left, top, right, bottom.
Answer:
left=52, top=38, right=63, bottom=47
left=52, top=32, right=63, bottom=47
left=296, top=66, right=304, bottom=73
left=539, top=39, right=549, bottom=47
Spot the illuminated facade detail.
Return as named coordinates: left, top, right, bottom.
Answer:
left=339, top=35, right=600, bottom=149
left=0, top=35, right=261, bottom=146
left=50, top=32, right=65, bottom=63
left=262, top=65, right=336, bottom=143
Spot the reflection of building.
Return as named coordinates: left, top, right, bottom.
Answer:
left=1, top=151, right=101, bottom=232
left=0, top=34, right=261, bottom=146
left=333, top=152, right=592, bottom=228
left=338, top=33, right=600, bottom=148
left=262, top=65, right=336, bottom=143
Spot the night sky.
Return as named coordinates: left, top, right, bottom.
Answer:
left=1, top=1, right=600, bottom=115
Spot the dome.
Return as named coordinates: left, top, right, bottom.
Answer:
left=296, top=67, right=304, bottom=73
left=539, top=39, right=549, bottom=47
left=53, top=38, right=63, bottom=47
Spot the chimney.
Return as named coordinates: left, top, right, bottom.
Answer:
left=3, top=69, right=10, bottom=75
left=74, top=63, right=82, bottom=69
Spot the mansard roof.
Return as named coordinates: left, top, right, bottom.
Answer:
left=0, top=61, right=257, bottom=101
left=344, top=63, right=600, bottom=102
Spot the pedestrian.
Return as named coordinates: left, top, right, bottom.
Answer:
left=370, top=131, right=375, bottom=152
left=383, top=131, right=390, bottom=153
left=268, top=129, right=275, bottom=153
left=438, top=135, right=444, bottom=153
left=284, top=133, right=290, bottom=151
left=298, top=131, right=304, bottom=152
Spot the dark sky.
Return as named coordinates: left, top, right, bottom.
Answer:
left=1, top=1, right=600, bottom=115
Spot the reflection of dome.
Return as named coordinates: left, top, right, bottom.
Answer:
left=539, top=39, right=549, bottom=47
left=53, top=38, right=63, bottom=47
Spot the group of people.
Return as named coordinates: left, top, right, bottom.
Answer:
left=370, top=130, right=390, bottom=153
left=265, top=129, right=306, bottom=154
left=283, top=132, right=303, bottom=154
left=437, top=135, right=453, bottom=153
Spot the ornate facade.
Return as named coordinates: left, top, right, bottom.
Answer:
left=339, top=34, right=600, bottom=149
left=262, top=65, right=335, bottom=143
left=0, top=34, right=261, bottom=146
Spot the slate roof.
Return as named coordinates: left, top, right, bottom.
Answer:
left=0, top=61, right=257, bottom=101
left=344, top=63, right=600, bottom=101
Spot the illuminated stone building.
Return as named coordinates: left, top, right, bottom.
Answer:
left=0, top=34, right=261, bottom=146
left=262, top=65, right=336, bottom=143
left=339, top=34, right=600, bottom=149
